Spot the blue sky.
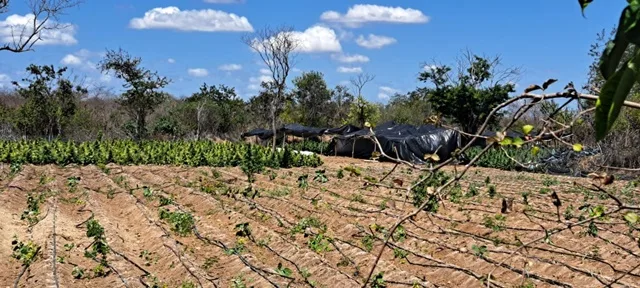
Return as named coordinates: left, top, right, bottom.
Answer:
left=0, top=0, right=628, bottom=102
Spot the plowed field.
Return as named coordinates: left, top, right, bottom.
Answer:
left=1, top=157, right=639, bottom=288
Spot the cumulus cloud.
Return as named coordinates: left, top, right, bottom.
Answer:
left=251, top=25, right=341, bottom=53
left=59, top=49, right=101, bottom=70
left=219, top=63, right=242, bottom=71
left=61, top=54, right=82, bottom=66
left=378, top=86, right=398, bottom=99
left=320, top=4, right=428, bottom=27
left=337, top=66, right=362, bottom=73
left=167, top=58, right=176, bottom=64
left=355, top=34, right=396, bottom=49
left=188, top=68, right=209, bottom=77
left=129, top=6, right=253, bottom=32
left=331, top=53, right=369, bottom=63
left=0, top=13, right=77, bottom=46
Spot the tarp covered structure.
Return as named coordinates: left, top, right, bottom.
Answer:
left=242, top=122, right=462, bottom=164
left=329, top=121, right=462, bottom=164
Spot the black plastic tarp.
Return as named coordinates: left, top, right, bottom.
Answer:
left=330, top=121, right=461, bottom=164
left=241, top=128, right=275, bottom=140
left=324, top=124, right=361, bottom=135
left=279, top=124, right=326, bottom=138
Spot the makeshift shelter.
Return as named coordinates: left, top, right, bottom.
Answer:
left=330, top=121, right=461, bottom=164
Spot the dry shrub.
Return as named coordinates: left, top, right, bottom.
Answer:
left=573, top=113, right=640, bottom=170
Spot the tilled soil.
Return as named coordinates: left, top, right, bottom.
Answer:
left=0, top=158, right=639, bottom=288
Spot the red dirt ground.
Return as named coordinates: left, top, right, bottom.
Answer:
left=1, top=157, right=639, bottom=288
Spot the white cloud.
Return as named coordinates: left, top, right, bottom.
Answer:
left=167, top=58, right=176, bottom=63
left=423, top=64, right=438, bottom=71
left=337, top=66, right=362, bottom=73
left=356, top=34, right=396, bottom=49
left=331, top=53, right=369, bottom=63
left=251, top=25, right=341, bottom=53
left=0, top=73, right=11, bottom=88
left=219, top=64, right=242, bottom=71
left=0, top=13, right=77, bottom=46
left=59, top=49, right=100, bottom=70
left=61, top=54, right=83, bottom=66
left=188, top=68, right=209, bottom=77
left=320, top=4, right=428, bottom=27
left=129, top=6, right=253, bottom=32
left=248, top=68, right=272, bottom=90
left=204, top=0, right=243, bottom=3
left=378, top=86, right=398, bottom=99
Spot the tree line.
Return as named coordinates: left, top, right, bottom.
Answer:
left=0, top=48, right=523, bottom=143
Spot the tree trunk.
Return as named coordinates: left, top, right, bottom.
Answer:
left=271, top=106, right=277, bottom=151
left=136, top=111, right=146, bottom=141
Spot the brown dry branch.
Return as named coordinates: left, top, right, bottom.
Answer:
left=361, top=87, right=640, bottom=287
left=1, top=0, right=83, bottom=53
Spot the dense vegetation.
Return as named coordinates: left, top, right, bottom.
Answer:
left=0, top=140, right=322, bottom=168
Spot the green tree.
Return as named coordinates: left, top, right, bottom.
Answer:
left=291, top=71, right=332, bottom=127
left=347, top=95, right=380, bottom=127
left=418, top=54, right=516, bottom=135
left=99, top=48, right=170, bottom=140
left=329, top=85, right=354, bottom=126
left=12, top=64, right=87, bottom=139
left=381, top=89, right=432, bottom=125
left=182, top=83, right=245, bottom=138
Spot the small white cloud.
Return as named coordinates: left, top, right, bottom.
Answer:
left=331, top=53, right=369, bottom=63
left=423, top=64, right=438, bottom=71
left=292, top=67, right=302, bottom=73
left=59, top=50, right=100, bottom=70
left=0, top=13, right=77, bottom=46
left=378, top=86, right=398, bottom=99
left=251, top=25, right=341, bottom=54
left=61, top=54, right=83, bottom=66
left=219, top=63, right=242, bottom=71
left=167, top=58, right=176, bottom=63
left=356, top=34, right=396, bottom=49
left=129, top=6, right=253, bottom=32
left=259, top=68, right=270, bottom=75
left=320, top=4, right=429, bottom=28
left=188, top=68, right=209, bottom=77
left=337, top=66, right=362, bottom=73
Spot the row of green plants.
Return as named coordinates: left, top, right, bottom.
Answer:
left=463, top=146, right=552, bottom=171
left=0, top=140, right=322, bottom=168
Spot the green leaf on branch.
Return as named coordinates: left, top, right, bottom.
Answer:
left=512, top=137, right=524, bottom=148
left=572, top=143, right=583, bottom=152
left=621, top=3, right=640, bottom=45
left=624, top=212, right=639, bottom=224
left=499, top=137, right=512, bottom=146
left=600, top=9, right=631, bottom=79
left=578, top=0, right=594, bottom=16
left=595, top=54, right=638, bottom=140
left=522, top=125, right=534, bottom=135
left=531, top=146, right=540, bottom=156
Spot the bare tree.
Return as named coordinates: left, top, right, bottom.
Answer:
left=1, top=0, right=82, bottom=53
left=242, top=25, right=299, bottom=150
left=349, top=72, right=375, bottom=97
